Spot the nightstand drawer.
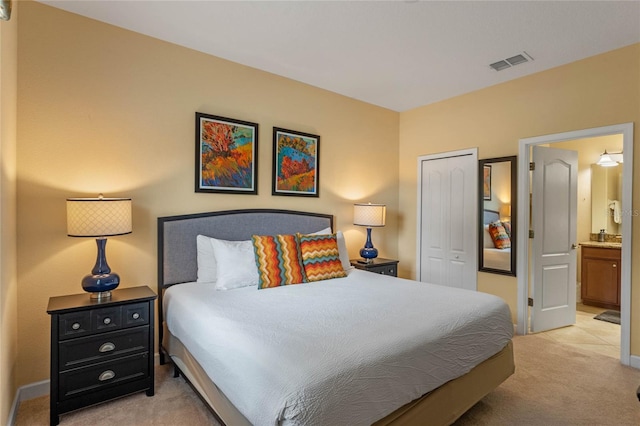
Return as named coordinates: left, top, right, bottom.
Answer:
left=59, top=311, right=92, bottom=340
left=59, top=353, right=149, bottom=401
left=59, top=327, right=149, bottom=370
left=350, top=258, right=399, bottom=277
left=59, top=308, right=121, bottom=340
left=93, top=306, right=122, bottom=332
left=368, top=265, right=397, bottom=276
left=123, top=302, right=150, bottom=327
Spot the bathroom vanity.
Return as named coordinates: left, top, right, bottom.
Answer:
left=580, top=242, right=621, bottom=310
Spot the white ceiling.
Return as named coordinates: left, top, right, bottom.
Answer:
left=38, top=0, right=640, bottom=112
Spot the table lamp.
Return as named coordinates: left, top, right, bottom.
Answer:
left=353, top=203, right=386, bottom=262
left=67, top=194, right=132, bottom=300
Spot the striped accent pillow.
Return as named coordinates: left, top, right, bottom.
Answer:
left=252, top=234, right=306, bottom=289
left=297, top=233, right=347, bottom=282
left=488, top=221, right=511, bottom=249
left=501, top=221, right=512, bottom=238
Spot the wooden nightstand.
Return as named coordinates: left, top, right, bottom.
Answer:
left=47, top=286, right=157, bottom=426
left=350, top=258, right=399, bottom=277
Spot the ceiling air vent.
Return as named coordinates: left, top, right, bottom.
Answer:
left=490, top=52, right=533, bottom=71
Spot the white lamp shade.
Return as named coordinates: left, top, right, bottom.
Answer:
left=67, top=197, right=132, bottom=237
left=500, top=204, right=511, bottom=219
left=353, top=203, right=386, bottom=227
left=597, top=152, right=618, bottom=167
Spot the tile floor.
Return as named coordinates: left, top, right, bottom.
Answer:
left=534, top=304, right=621, bottom=359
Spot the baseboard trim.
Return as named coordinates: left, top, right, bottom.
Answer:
left=629, top=354, right=640, bottom=369
left=7, top=379, right=49, bottom=426
left=7, top=353, right=161, bottom=425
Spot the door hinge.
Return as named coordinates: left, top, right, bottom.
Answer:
left=529, top=229, right=534, bottom=238
left=529, top=162, right=535, bottom=171
left=528, top=297, right=534, bottom=307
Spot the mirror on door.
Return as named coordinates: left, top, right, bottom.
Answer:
left=478, top=156, right=517, bottom=276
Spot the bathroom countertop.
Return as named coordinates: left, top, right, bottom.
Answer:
left=580, top=241, right=622, bottom=249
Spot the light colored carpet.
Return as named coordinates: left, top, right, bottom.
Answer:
left=16, top=334, right=640, bottom=425
left=454, top=334, right=640, bottom=425
left=16, top=363, right=222, bottom=426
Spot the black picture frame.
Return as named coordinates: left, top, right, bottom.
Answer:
left=272, top=127, right=320, bottom=197
left=195, top=112, right=258, bottom=195
left=483, top=165, right=492, bottom=201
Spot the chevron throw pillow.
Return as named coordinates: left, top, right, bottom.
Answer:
left=252, top=234, right=307, bottom=289
left=297, top=233, right=347, bottom=282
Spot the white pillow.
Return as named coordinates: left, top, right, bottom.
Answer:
left=483, top=225, right=495, bottom=248
left=314, top=227, right=332, bottom=235
left=312, top=227, right=353, bottom=271
left=209, top=238, right=259, bottom=290
left=196, top=235, right=217, bottom=283
left=336, top=231, right=353, bottom=271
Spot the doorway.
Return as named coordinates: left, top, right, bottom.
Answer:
left=516, top=123, right=634, bottom=366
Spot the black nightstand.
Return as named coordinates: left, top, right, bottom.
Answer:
left=47, top=286, right=157, bottom=426
left=350, top=258, right=399, bottom=277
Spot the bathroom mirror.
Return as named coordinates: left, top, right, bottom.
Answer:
left=478, top=156, right=517, bottom=276
left=591, top=163, right=622, bottom=235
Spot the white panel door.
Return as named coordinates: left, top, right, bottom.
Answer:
left=531, top=145, right=578, bottom=332
left=420, top=157, right=447, bottom=285
left=419, top=153, right=477, bottom=290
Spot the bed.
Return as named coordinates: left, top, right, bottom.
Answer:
left=158, top=209, right=514, bottom=426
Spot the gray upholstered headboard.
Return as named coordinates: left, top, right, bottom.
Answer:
left=483, top=209, right=500, bottom=225
left=157, top=209, right=333, bottom=288
left=157, top=209, right=333, bottom=361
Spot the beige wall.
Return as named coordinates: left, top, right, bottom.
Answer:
left=0, top=0, right=19, bottom=422
left=16, top=2, right=399, bottom=386
left=399, top=43, right=639, bottom=346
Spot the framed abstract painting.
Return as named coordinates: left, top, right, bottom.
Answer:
left=195, top=112, right=258, bottom=194
left=272, top=127, right=320, bottom=197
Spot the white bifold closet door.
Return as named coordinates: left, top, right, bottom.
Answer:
left=418, top=151, right=477, bottom=291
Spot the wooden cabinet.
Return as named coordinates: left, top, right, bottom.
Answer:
left=350, top=258, right=398, bottom=277
left=581, top=246, right=621, bottom=310
left=47, top=286, right=157, bottom=425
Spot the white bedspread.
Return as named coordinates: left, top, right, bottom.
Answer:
left=164, top=269, right=513, bottom=426
left=483, top=247, right=511, bottom=270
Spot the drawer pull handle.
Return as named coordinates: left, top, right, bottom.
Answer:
left=71, top=322, right=80, bottom=330
left=103, top=317, right=111, bottom=325
left=99, top=342, right=116, bottom=353
left=98, top=370, right=115, bottom=381
left=132, top=313, right=140, bottom=320
left=613, top=264, right=617, bottom=268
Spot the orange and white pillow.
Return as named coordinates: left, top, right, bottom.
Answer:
left=296, top=233, right=347, bottom=282
left=488, top=221, right=511, bottom=249
left=252, top=234, right=306, bottom=289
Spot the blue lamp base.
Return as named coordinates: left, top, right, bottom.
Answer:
left=83, top=238, right=120, bottom=300
left=82, top=273, right=120, bottom=300
left=360, top=228, right=379, bottom=263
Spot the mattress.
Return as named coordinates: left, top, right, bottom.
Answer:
left=164, top=269, right=513, bottom=426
